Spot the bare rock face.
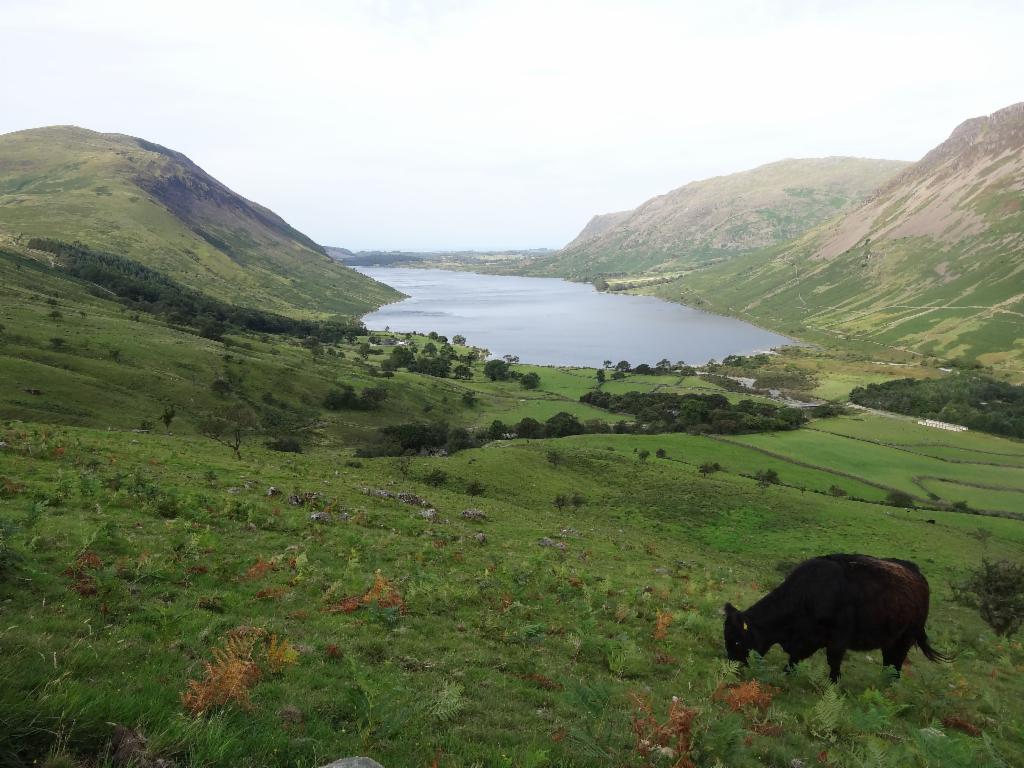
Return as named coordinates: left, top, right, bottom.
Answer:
left=319, top=759, right=385, bottom=768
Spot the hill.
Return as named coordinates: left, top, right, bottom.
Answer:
left=664, top=102, right=1024, bottom=374
left=0, top=126, right=399, bottom=317
left=2, top=232, right=1023, bottom=766
left=531, top=157, right=908, bottom=279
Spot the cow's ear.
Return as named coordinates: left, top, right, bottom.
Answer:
left=723, top=602, right=738, bottom=618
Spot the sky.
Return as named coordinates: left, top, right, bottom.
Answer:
left=3, top=0, right=1023, bottom=250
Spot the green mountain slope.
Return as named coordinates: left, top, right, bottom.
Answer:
left=0, top=126, right=399, bottom=317
left=532, top=157, right=908, bottom=279
left=669, top=102, right=1024, bottom=373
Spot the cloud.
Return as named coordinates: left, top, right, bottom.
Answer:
left=2, top=0, right=1022, bottom=249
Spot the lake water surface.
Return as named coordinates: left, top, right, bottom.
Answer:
left=357, top=267, right=791, bottom=367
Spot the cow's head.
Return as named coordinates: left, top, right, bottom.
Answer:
left=723, top=602, right=752, bottom=664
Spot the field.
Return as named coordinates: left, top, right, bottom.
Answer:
left=2, top=239, right=1024, bottom=768
left=2, top=423, right=1023, bottom=768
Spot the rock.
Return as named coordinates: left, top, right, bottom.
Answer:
left=267, top=486, right=281, bottom=497
left=109, top=725, right=175, bottom=768
left=559, top=527, right=582, bottom=538
left=418, top=508, right=439, bottom=522
left=288, top=494, right=304, bottom=506
left=460, top=508, right=487, bottom=521
left=226, top=487, right=241, bottom=494
left=538, top=537, right=568, bottom=551
left=319, top=759, right=384, bottom=768
left=790, top=761, right=805, bottom=768
left=362, top=487, right=394, bottom=499
left=397, top=492, right=429, bottom=506
left=310, top=511, right=331, bottom=523
left=473, top=532, right=487, bottom=545
left=338, top=512, right=351, bottom=522
left=653, top=567, right=670, bottom=576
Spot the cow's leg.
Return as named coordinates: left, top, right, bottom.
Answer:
left=825, top=644, right=846, bottom=683
left=882, top=635, right=915, bottom=677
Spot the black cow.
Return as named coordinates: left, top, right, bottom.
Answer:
left=723, top=554, right=950, bottom=682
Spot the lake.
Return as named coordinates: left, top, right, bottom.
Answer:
left=356, top=267, right=791, bottom=367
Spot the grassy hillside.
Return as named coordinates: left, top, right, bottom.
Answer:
left=0, top=126, right=399, bottom=317
left=644, top=104, right=1024, bottom=375
left=528, top=158, right=908, bottom=280
left=1, top=237, right=1024, bottom=767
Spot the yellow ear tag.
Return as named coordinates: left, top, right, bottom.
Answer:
left=742, top=622, right=748, bottom=631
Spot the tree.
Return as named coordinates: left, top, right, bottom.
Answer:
left=453, top=364, right=473, bottom=380
left=755, top=469, right=780, bottom=487
left=160, top=404, right=176, bottom=432
left=520, top=372, right=541, bottom=390
left=483, top=359, right=511, bottom=381
left=699, top=462, right=722, bottom=477
left=615, top=360, right=631, bottom=372
left=954, top=559, right=1024, bottom=637
left=198, top=405, right=258, bottom=460
left=452, top=334, right=466, bottom=345
left=828, top=485, right=847, bottom=497
left=502, top=354, right=520, bottom=364
left=544, top=412, right=584, bottom=438
left=324, top=385, right=359, bottom=410
left=461, top=391, right=478, bottom=407
left=603, top=360, right=613, bottom=369
left=515, top=417, right=545, bottom=439
left=595, top=369, right=606, bottom=384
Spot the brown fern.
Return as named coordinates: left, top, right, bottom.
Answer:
left=266, top=634, right=299, bottom=673
left=654, top=609, right=674, bottom=641
left=630, top=693, right=698, bottom=768
left=181, top=635, right=261, bottom=715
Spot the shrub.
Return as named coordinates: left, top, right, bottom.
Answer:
left=266, top=436, right=303, bottom=453
left=828, top=485, right=847, bottom=497
left=466, top=480, right=485, bottom=496
left=520, top=372, right=541, bottom=390
left=424, top=468, right=448, bottom=487
left=953, top=559, right=1024, bottom=637
left=885, top=490, right=914, bottom=507
left=699, top=462, right=722, bottom=477
left=755, top=469, right=780, bottom=487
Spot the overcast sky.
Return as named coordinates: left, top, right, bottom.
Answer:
left=3, top=0, right=1022, bottom=250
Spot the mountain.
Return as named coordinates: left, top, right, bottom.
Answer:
left=0, top=126, right=399, bottom=316
left=670, top=102, right=1024, bottom=373
left=533, top=157, right=909, bottom=278
left=562, top=209, right=633, bottom=250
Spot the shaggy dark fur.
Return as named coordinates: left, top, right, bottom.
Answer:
left=724, top=554, right=950, bottom=681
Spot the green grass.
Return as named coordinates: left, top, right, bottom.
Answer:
left=2, top=424, right=1022, bottom=768
left=2, top=222, right=1024, bottom=767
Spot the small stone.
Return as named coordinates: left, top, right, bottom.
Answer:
left=310, top=511, right=331, bottom=523
left=338, top=512, right=351, bottom=522
left=267, top=486, right=281, bottom=497
left=460, top=508, right=487, bottom=521
left=473, top=532, right=487, bottom=545
left=226, top=487, right=241, bottom=495
left=319, top=759, right=385, bottom=768
left=653, top=567, right=670, bottom=576
left=278, top=705, right=303, bottom=725
left=288, top=494, right=304, bottom=506
left=418, top=509, right=439, bottom=522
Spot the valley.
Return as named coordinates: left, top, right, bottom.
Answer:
left=0, top=94, right=1022, bottom=768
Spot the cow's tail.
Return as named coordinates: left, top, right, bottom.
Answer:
left=917, top=629, right=953, bottom=663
